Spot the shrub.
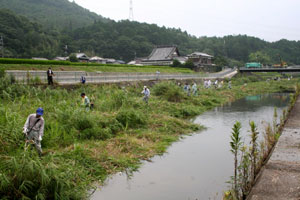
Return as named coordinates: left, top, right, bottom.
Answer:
left=170, top=105, right=201, bottom=118
left=116, top=108, right=147, bottom=129
left=101, top=89, right=133, bottom=111
left=74, top=115, right=95, bottom=131
left=98, top=116, right=123, bottom=135
left=0, top=67, right=5, bottom=78
left=171, top=59, right=182, bottom=68
left=0, top=153, right=86, bottom=199
left=153, top=82, right=185, bottom=102
left=80, top=127, right=112, bottom=140
left=69, top=54, right=79, bottom=62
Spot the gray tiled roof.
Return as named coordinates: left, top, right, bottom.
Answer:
left=188, top=52, right=213, bottom=58
left=146, top=46, right=179, bottom=61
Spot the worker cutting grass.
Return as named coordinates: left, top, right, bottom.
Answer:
left=23, top=108, right=45, bottom=157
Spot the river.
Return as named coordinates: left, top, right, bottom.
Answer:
left=91, top=93, right=290, bottom=200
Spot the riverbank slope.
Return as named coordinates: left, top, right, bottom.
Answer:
left=248, top=95, right=300, bottom=200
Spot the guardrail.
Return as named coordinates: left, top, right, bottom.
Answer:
left=6, top=69, right=237, bottom=84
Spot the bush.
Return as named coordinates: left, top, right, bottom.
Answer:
left=69, top=54, right=79, bottom=62
left=74, top=115, right=95, bottom=131
left=116, top=108, right=147, bottom=129
left=153, top=82, right=185, bottom=102
left=0, top=67, right=5, bottom=78
left=171, top=59, right=182, bottom=67
left=0, top=153, right=86, bottom=199
left=170, top=105, right=201, bottom=118
left=184, top=60, right=195, bottom=69
left=80, top=127, right=112, bottom=140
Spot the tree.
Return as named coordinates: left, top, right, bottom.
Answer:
left=214, top=56, right=228, bottom=67
left=184, top=59, right=195, bottom=69
left=171, top=59, right=182, bottom=68
left=69, top=54, right=78, bottom=62
left=248, top=51, right=271, bottom=65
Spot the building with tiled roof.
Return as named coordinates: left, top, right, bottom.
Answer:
left=141, top=46, right=181, bottom=66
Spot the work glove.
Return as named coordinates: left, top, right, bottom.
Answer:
left=38, top=135, right=42, bottom=141
left=23, top=127, right=28, bottom=135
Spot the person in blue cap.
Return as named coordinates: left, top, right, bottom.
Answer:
left=23, top=107, right=45, bottom=156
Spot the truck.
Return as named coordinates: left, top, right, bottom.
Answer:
left=245, top=62, right=262, bottom=68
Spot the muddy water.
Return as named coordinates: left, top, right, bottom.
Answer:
left=91, top=93, right=290, bottom=200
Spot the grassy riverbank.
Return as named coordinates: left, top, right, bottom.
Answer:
left=0, top=72, right=299, bottom=199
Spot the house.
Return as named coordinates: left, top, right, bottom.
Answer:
left=32, top=57, right=48, bottom=60
left=89, top=56, right=105, bottom=64
left=74, top=53, right=89, bottom=62
left=54, top=57, right=69, bottom=61
left=141, top=46, right=181, bottom=66
left=105, top=58, right=116, bottom=64
left=187, top=52, right=214, bottom=67
left=128, top=58, right=144, bottom=65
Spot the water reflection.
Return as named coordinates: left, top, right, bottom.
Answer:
left=91, top=93, right=290, bottom=200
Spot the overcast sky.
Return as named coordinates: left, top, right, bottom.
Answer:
left=72, top=0, right=300, bottom=42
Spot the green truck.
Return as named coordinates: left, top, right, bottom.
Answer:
left=245, top=62, right=262, bottom=68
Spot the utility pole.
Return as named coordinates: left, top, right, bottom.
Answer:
left=0, top=36, right=4, bottom=58
left=129, top=0, right=134, bottom=21
left=64, top=44, right=68, bottom=56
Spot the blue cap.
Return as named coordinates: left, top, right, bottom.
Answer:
left=36, top=107, right=44, bottom=116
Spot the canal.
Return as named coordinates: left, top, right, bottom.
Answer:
left=91, top=93, right=290, bottom=200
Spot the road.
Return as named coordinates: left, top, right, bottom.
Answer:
left=240, top=66, right=300, bottom=73
left=6, top=68, right=237, bottom=84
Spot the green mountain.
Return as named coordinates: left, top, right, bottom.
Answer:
left=69, top=20, right=300, bottom=65
left=0, top=0, right=300, bottom=65
left=0, top=0, right=108, bottom=30
left=0, top=9, right=60, bottom=58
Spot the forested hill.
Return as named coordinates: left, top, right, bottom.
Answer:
left=0, top=0, right=108, bottom=30
left=55, top=19, right=300, bottom=65
left=0, top=9, right=60, bottom=58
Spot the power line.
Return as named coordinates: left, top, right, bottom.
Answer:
left=129, top=0, right=134, bottom=21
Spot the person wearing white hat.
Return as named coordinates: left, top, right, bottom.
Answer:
left=141, top=86, right=150, bottom=104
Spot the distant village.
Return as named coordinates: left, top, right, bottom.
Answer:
left=33, top=45, right=215, bottom=69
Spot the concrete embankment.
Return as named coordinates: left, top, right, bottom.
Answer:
left=248, top=95, right=300, bottom=200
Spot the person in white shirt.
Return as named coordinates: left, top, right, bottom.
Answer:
left=23, top=108, right=45, bottom=156
left=192, top=83, right=197, bottom=96
left=81, top=93, right=90, bottom=111
left=141, top=86, right=150, bottom=104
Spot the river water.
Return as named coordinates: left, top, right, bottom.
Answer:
left=91, top=93, right=290, bottom=200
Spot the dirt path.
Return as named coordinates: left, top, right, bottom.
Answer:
left=247, top=95, right=300, bottom=200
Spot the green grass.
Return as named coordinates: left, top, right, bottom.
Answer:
left=0, top=72, right=299, bottom=199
